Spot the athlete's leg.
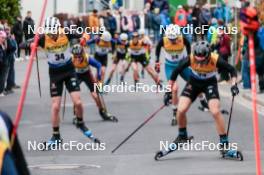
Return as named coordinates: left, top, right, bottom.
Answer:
left=145, top=65, right=159, bottom=83
left=105, top=63, right=117, bottom=85
left=177, top=96, right=192, bottom=129
left=51, top=96, right=62, bottom=128
left=131, top=62, right=139, bottom=82
left=101, top=66, right=106, bottom=82
left=208, top=99, right=226, bottom=135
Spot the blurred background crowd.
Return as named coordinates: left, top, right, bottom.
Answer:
left=0, top=0, right=264, bottom=98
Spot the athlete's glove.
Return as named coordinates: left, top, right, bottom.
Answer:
left=163, top=91, right=172, bottom=106
left=231, top=84, right=239, bottom=96
left=155, top=62, right=160, bottom=73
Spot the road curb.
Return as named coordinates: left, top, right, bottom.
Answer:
left=242, top=93, right=264, bottom=107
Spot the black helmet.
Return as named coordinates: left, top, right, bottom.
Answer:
left=72, top=44, right=83, bottom=55
left=193, top=41, right=211, bottom=61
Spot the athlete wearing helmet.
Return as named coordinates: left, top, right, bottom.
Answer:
left=167, top=40, right=239, bottom=156
left=129, top=31, right=161, bottom=87
left=71, top=44, right=118, bottom=122
left=20, top=17, right=101, bottom=148
left=86, top=30, right=113, bottom=82
left=138, top=29, right=153, bottom=79
left=105, top=33, right=129, bottom=85
left=155, top=24, right=194, bottom=126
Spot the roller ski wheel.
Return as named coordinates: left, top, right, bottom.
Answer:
left=100, top=110, right=118, bottom=122
left=103, top=116, right=118, bottom=122
left=154, top=136, right=194, bottom=160
left=154, top=151, right=164, bottom=161
left=221, top=109, right=229, bottom=115
left=221, top=149, right=244, bottom=161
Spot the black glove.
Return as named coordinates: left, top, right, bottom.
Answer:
left=164, top=92, right=172, bottom=106
left=231, top=84, right=239, bottom=96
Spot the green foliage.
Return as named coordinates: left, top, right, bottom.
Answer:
left=0, top=0, right=20, bottom=24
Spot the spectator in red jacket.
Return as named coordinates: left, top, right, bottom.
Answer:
left=174, top=5, right=187, bottom=27
left=217, top=28, right=231, bottom=82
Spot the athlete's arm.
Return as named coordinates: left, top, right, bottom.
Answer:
left=183, top=37, right=191, bottom=55
left=216, top=58, right=237, bottom=85
left=170, top=58, right=191, bottom=81
left=89, top=57, right=102, bottom=80
left=155, top=39, right=164, bottom=62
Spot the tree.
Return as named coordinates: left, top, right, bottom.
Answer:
left=0, top=0, right=20, bottom=24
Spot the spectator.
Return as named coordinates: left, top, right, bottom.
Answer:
left=213, top=3, right=224, bottom=21
left=151, top=0, right=169, bottom=13
left=217, top=28, right=232, bottom=83
left=199, top=4, right=212, bottom=39
left=132, top=12, right=141, bottom=32
left=0, top=31, right=7, bottom=97
left=144, top=3, right=153, bottom=35
left=106, top=11, right=117, bottom=37
left=121, top=10, right=133, bottom=38
left=207, top=18, right=218, bottom=48
left=241, top=32, right=264, bottom=92
left=174, top=5, right=188, bottom=27
left=152, top=8, right=161, bottom=44
left=12, top=16, right=23, bottom=61
left=88, top=9, right=100, bottom=54
left=23, top=11, right=35, bottom=60
left=5, top=26, right=19, bottom=94
left=77, top=16, right=86, bottom=30
left=192, top=4, right=201, bottom=41
left=113, top=10, right=121, bottom=34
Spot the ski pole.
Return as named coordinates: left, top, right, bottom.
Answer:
left=62, top=87, right=67, bottom=120
left=36, top=50, right=42, bottom=97
left=112, top=104, right=165, bottom=153
left=226, top=95, right=235, bottom=136
left=11, top=0, right=48, bottom=147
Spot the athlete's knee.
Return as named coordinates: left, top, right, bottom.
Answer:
left=52, top=102, right=60, bottom=114
left=210, top=108, right=221, bottom=117
left=74, top=99, right=83, bottom=109
left=172, top=84, right=178, bottom=94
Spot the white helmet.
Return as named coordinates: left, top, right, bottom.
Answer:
left=44, top=17, right=61, bottom=34
left=138, top=29, right=145, bottom=36
left=165, top=24, right=181, bottom=40
left=120, top=33, right=128, bottom=41
left=101, top=31, right=112, bottom=42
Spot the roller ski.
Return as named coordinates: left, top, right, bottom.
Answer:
left=154, top=135, right=194, bottom=160
left=99, top=109, right=118, bottom=122
left=75, top=119, right=101, bottom=144
left=220, top=144, right=243, bottom=161
left=41, top=135, right=63, bottom=151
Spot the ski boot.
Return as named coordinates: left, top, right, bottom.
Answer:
left=41, top=135, right=62, bottom=151
left=105, top=78, right=111, bottom=86
left=99, top=109, right=118, bottom=122
left=120, top=75, right=125, bottom=84
left=141, top=69, right=145, bottom=79
left=198, top=99, right=209, bottom=112
left=171, top=108, right=177, bottom=126
left=75, top=120, right=101, bottom=144
left=154, top=135, right=194, bottom=160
